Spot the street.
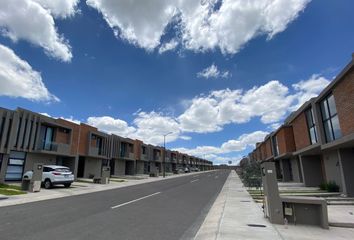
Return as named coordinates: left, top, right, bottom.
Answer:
left=0, top=170, right=229, bottom=240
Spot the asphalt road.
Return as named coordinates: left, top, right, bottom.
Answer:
left=0, top=170, right=230, bottom=240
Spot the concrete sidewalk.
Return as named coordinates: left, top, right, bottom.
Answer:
left=195, top=171, right=282, bottom=240
left=195, top=171, right=354, bottom=240
left=0, top=171, right=211, bottom=207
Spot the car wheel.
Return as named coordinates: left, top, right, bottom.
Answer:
left=44, top=179, right=52, bottom=189
left=64, top=183, right=71, bottom=188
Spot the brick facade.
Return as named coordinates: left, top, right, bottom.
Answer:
left=333, top=67, right=354, bottom=136
left=276, top=126, right=296, bottom=154
left=290, top=112, right=311, bottom=151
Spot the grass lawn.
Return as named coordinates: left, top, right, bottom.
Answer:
left=0, top=183, right=26, bottom=195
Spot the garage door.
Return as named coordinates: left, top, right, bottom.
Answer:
left=5, top=151, right=26, bottom=181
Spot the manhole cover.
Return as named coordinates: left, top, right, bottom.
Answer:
left=247, top=224, right=266, bottom=228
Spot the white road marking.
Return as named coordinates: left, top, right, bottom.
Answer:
left=215, top=176, right=218, bottom=179
left=208, top=174, right=212, bottom=177
left=190, top=179, right=199, bottom=183
left=111, top=192, right=161, bottom=209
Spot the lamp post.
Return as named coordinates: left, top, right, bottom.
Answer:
left=163, top=132, right=173, bottom=178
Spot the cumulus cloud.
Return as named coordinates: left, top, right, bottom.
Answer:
left=174, top=131, right=268, bottom=156
left=0, top=0, right=75, bottom=62
left=87, top=111, right=184, bottom=145
left=197, top=64, right=230, bottom=79
left=291, top=74, right=330, bottom=110
left=178, top=74, right=330, bottom=133
left=0, top=44, right=59, bottom=102
left=158, top=39, right=179, bottom=54
left=86, top=0, right=177, bottom=50
left=86, top=0, right=311, bottom=54
left=33, top=0, right=80, bottom=18
left=85, top=73, right=330, bottom=148
left=87, top=116, right=136, bottom=137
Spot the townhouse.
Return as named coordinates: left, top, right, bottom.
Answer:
left=0, top=107, right=213, bottom=183
left=0, top=108, right=77, bottom=182
left=248, top=53, right=354, bottom=196
left=76, top=123, right=111, bottom=179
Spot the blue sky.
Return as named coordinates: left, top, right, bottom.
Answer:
left=1, top=0, right=354, bottom=164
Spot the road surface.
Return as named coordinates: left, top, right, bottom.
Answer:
left=0, top=170, right=230, bottom=240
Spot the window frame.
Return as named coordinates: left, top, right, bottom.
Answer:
left=305, top=107, right=318, bottom=145
left=320, top=93, right=341, bottom=143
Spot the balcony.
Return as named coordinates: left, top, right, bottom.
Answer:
left=37, top=140, right=71, bottom=156
left=140, top=154, right=149, bottom=161
left=120, top=151, right=135, bottom=160
left=88, top=146, right=106, bottom=158
left=154, top=155, right=162, bottom=162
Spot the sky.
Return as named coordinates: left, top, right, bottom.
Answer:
left=0, top=0, right=354, bottom=165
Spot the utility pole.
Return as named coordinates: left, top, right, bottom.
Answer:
left=163, top=132, right=173, bottom=178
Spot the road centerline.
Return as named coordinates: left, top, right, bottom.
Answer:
left=111, top=192, right=161, bottom=209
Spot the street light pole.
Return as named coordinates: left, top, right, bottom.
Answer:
left=163, top=132, right=173, bottom=178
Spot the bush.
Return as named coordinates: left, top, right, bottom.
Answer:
left=239, top=161, right=262, bottom=189
left=319, top=181, right=340, bottom=192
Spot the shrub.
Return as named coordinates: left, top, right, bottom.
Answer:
left=327, top=181, right=340, bottom=192
left=319, top=181, right=340, bottom=192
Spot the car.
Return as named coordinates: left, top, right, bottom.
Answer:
left=23, top=165, right=74, bottom=189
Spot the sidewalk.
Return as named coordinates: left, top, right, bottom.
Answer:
left=195, top=171, right=282, bottom=240
left=195, top=171, right=354, bottom=240
left=0, top=171, right=210, bottom=207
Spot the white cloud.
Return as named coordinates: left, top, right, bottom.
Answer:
left=33, top=0, right=80, bottom=18
left=174, top=131, right=268, bottom=156
left=0, top=0, right=74, bottom=62
left=0, top=44, right=59, bottom=102
left=197, top=64, right=230, bottom=79
left=87, top=111, right=184, bottom=145
left=131, top=111, right=182, bottom=145
left=87, top=116, right=136, bottom=137
left=86, top=0, right=177, bottom=50
left=179, top=75, right=330, bottom=133
left=291, top=74, right=330, bottom=110
left=40, top=113, right=80, bottom=124
left=158, top=39, right=178, bottom=54
left=86, top=0, right=310, bottom=54
left=59, top=116, right=80, bottom=124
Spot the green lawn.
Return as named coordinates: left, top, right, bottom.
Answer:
left=0, top=184, right=26, bottom=195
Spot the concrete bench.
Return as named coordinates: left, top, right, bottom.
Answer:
left=281, top=196, right=329, bottom=229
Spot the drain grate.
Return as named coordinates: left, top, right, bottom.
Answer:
left=247, top=224, right=267, bottom=228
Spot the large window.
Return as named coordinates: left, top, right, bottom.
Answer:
left=305, top=108, right=317, bottom=144
left=320, top=94, right=341, bottom=143
left=43, top=126, right=54, bottom=150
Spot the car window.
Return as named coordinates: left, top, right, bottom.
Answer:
left=43, top=167, right=51, bottom=172
left=55, top=168, right=70, bottom=172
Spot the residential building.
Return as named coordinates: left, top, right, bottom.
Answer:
left=0, top=108, right=76, bottom=182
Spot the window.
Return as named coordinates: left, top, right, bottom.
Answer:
left=43, top=126, right=54, bottom=150
left=305, top=108, right=317, bottom=144
left=320, top=94, right=341, bottom=142
left=96, top=137, right=103, bottom=154
left=272, top=135, right=279, bottom=156
left=142, top=146, right=146, bottom=154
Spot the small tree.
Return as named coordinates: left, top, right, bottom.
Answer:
left=240, top=161, right=262, bottom=189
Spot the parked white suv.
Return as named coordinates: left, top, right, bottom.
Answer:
left=23, top=165, right=74, bottom=189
